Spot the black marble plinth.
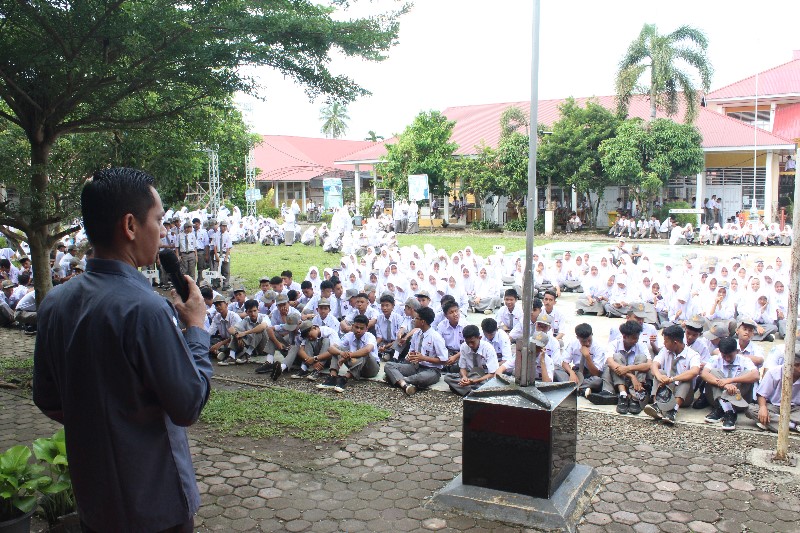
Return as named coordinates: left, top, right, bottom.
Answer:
left=462, top=377, right=577, bottom=499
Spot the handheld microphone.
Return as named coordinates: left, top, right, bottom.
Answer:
left=158, top=250, right=190, bottom=302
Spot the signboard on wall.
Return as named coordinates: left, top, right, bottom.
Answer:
left=323, top=178, right=343, bottom=210
left=408, top=174, right=430, bottom=202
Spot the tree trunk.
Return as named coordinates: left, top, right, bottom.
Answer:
left=29, top=140, right=55, bottom=307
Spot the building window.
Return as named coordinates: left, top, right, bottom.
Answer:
left=725, top=109, right=771, bottom=129
left=706, top=167, right=765, bottom=209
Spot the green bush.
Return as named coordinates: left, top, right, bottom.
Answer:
left=470, top=220, right=502, bottom=231
left=653, top=201, right=696, bottom=226
left=359, top=192, right=375, bottom=219
left=320, top=213, right=333, bottom=224
left=504, top=217, right=526, bottom=232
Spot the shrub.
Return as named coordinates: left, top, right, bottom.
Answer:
left=470, top=220, right=501, bottom=231
left=504, top=217, right=526, bottom=232
left=653, top=201, right=696, bottom=226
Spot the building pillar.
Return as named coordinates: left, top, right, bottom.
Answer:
left=274, top=182, right=279, bottom=208
left=354, top=164, right=361, bottom=209
left=571, top=185, right=577, bottom=212
left=301, top=181, right=306, bottom=213
left=695, top=171, right=706, bottom=226
left=765, top=150, right=776, bottom=222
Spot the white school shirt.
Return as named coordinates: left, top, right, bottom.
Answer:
left=376, top=311, right=404, bottom=342
left=207, top=310, right=242, bottom=338
left=483, top=329, right=512, bottom=362
left=270, top=307, right=301, bottom=335
left=178, top=232, right=197, bottom=254
left=756, top=366, right=800, bottom=406
left=437, top=316, right=469, bottom=352
left=337, top=331, right=378, bottom=363
left=304, top=325, right=340, bottom=348
left=560, top=339, right=606, bottom=371
left=653, top=346, right=700, bottom=378
left=495, top=304, right=523, bottom=332
left=408, top=328, right=449, bottom=369
left=215, top=232, right=233, bottom=259
left=605, top=338, right=652, bottom=365
left=706, top=353, right=756, bottom=380
left=458, top=339, right=499, bottom=374
left=312, top=313, right=341, bottom=332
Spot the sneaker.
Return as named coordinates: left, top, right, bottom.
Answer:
left=755, top=421, right=777, bottom=433
left=704, top=406, right=725, bottom=424
left=306, top=370, right=320, bottom=381
left=291, top=369, right=310, bottom=379
left=382, top=353, right=393, bottom=362
left=271, top=364, right=283, bottom=382
left=722, top=411, right=737, bottom=431
left=587, top=391, right=618, bottom=406
left=764, top=334, right=775, bottom=342
left=234, top=357, right=249, bottom=365
left=662, top=409, right=676, bottom=425
left=616, top=395, right=629, bottom=415
left=333, top=376, right=348, bottom=393
left=576, top=309, right=584, bottom=315
left=316, top=376, right=337, bottom=390
left=484, top=309, right=493, bottom=315
left=217, top=357, right=235, bottom=366
left=627, top=399, right=643, bottom=415
left=255, top=362, right=274, bottom=374
left=692, top=395, right=709, bottom=409
left=403, top=383, right=417, bottom=396
left=643, top=404, right=663, bottom=420
left=216, top=349, right=229, bottom=362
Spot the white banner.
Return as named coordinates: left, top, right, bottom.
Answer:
left=407, top=174, right=430, bottom=202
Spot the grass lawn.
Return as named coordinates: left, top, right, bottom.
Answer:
left=231, top=231, right=554, bottom=291
left=200, top=388, right=390, bottom=441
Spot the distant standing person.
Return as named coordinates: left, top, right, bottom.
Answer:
left=34, top=168, right=212, bottom=532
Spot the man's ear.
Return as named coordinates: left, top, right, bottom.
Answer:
left=120, top=213, right=137, bottom=242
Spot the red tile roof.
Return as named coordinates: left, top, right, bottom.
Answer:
left=252, top=135, right=375, bottom=182
left=336, top=95, right=794, bottom=164
left=706, top=58, right=800, bottom=101
left=773, top=102, right=800, bottom=141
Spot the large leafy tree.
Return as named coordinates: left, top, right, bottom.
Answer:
left=377, top=111, right=458, bottom=199
left=616, top=24, right=712, bottom=123
left=599, top=117, right=704, bottom=211
left=538, top=98, right=620, bottom=226
left=320, top=102, right=350, bottom=139
left=0, top=0, right=404, bottom=302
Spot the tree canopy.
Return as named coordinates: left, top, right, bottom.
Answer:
left=320, top=102, right=350, bottom=139
left=377, top=111, right=458, bottom=199
left=599, top=117, right=704, bottom=209
left=616, top=23, right=712, bottom=123
left=538, top=98, right=620, bottom=226
left=0, top=0, right=406, bottom=301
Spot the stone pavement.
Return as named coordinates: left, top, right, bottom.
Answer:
left=3, top=382, right=800, bottom=533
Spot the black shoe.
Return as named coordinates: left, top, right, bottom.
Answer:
left=587, top=391, right=618, bottom=406
left=255, top=362, right=274, bottom=374
left=663, top=409, right=676, bottom=425
left=692, top=395, right=709, bottom=409
left=704, top=406, right=725, bottom=424
left=627, top=399, right=643, bottom=415
left=576, top=309, right=584, bottom=315
left=643, top=404, right=663, bottom=420
left=764, top=334, right=775, bottom=342
left=316, top=376, right=336, bottom=390
left=306, top=370, right=320, bottom=381
left=403, top=383, right=417, bottom=396
left=291, top=369, right=310, bottom=379
left=722, top=411, right=737, bottom=431
left=271, top=364, right=283, bottom=381
left=333, top=375, right=347, bottom=393
left=616, top=395, right=629, bottom=415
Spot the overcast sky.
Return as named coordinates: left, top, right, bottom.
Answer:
left=237, top=0, right=800, bottom=140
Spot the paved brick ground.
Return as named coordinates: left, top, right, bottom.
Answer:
left=3, top=383, right=800, bottom=533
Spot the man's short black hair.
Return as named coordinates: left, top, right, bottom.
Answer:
left=504, top=288, right=519, bottom=299
left=442, top=300, right=459, bottom=314
left=320, top=280, right=334, bottom=291
left=244, top=299, right=259, bottom=311
left=532, top=297, right=543, bottom=310
left=544, top=289, right=557, bottom=300
left=417, top=306, right=435, bottom=325
left=463, top=325, right=480, bottom=339
left=192, top=218, right=200, bottom=224
left=17, top=272, right=30, bottom=286
left=287, top=290, right=298, bottom=301
left=575, top=323, right=592, bottom=339
left=353, top=314, right=369, bottom=327
left=662, top=325, right=685, bottom=342
left=619, top=320, right=643, bottom=337
left=300, top=280, right=312, bottom=290
left=719, top=336, right=738, bottom=354
left=379, top=294, right=395, bottom=305
left=331, top=277, right=341, bottom=286
left=200, top=287, right=213, bottom=299
left=281, top=270, right=292, bottom=278
left=0, top=259, right=9, bottom=269
left=81, top=168, right=157, bottom=248
left=269, top=276, right=282, bottom=285
left=440, top=294, right=455, bottom=305
left=481, top=317, right=498, bottom=334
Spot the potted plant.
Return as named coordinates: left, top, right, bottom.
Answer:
left=0, top=445, right=51, bottom=533
left=33, top=429, right=77, bottom=532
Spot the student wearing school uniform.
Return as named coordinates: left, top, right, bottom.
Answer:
left=643, top=325, right=701, bottom=425
left=319, top=314, right=380, bottom=392
left=230, top=299, right=271, bottom=363
left=495, top=289, right=523, bottom=338
left=495, top=331, right=553, bottom=383
left=590, top=320, right=651, bottom=415
left=745, top=348, right=800, bottom=433
left=480, top=318, right=512, bottom=367
left=296, top=321, right=340, bottom=381
left=437, top=300, right=469, bottom=373
left=443, top=325, right=498, bottom=396
left=384, top=306, right=448, bottom=395
left=206, top=295, right=243, bottom=365
left=701, top=336, right=760, bottom=431
left=375, top=293, right=404, bottom=361
left=557, top=323, right=605, bottom=394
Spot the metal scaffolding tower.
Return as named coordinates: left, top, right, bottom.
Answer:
left=245, top=147, right=257, bottom=217
left=197, top=144, right=221, bottom=218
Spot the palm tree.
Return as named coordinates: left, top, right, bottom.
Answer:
left=320, top=102, right=350, bottom=138
left=616, top=24, right=712, bottom=123
left=364, top=130, right=384, bottom=142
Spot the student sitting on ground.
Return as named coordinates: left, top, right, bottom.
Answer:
left=443, top=325, right=499, bottom=396
left=384, top=306, right=448, bottom=396
left=293, top=320, right=339, bottom=381
left=318, top=314, right=379, bottom=393
left=745, top=346, right=800, bottom=433
left=643, top=325, right=701, bottom=425
left=495, top=330, right=553, bottom=383
left=701, top=336, right=760, bottom=431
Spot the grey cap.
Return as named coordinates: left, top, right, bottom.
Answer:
left=404, top=297, right=421, bottom=310
left=629, top=302, right=648, bottom=319
left=317, top=297, right=331, bottom=307
left=654, top=386, right=677, bottom=413
left=284, top=313, right=300, bottom=331
left=345, top=288, right=359, bottom=299
left=183, top=222, right=192, bottom=229
left=703, top=325, right=729, bottom=341
left=1, top=280, right=17, bottom=289
left=299, top=320, right=314, bottom=334
left=415, top=290, right=431, bottom=299
left=531, top=331, right=548, bottom=348
left=364, top=283, right=376, bottom=293
left=721, top=390, right=749, bottom=408
left=685, top=315, right=705, bottom=330
left=535, top=313, right=553, bottom=326
left=737, top=316, right=758, bottom=329
left=275, top=293, right=289, bottom=305
left=260, top=290, right=277, bottom=303
left=212, top=294, right=227, bottom=304
left=232, top=285, right=246, bottom=293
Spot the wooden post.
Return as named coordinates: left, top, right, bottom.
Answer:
left=776, top=151, right=800, bottom=461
